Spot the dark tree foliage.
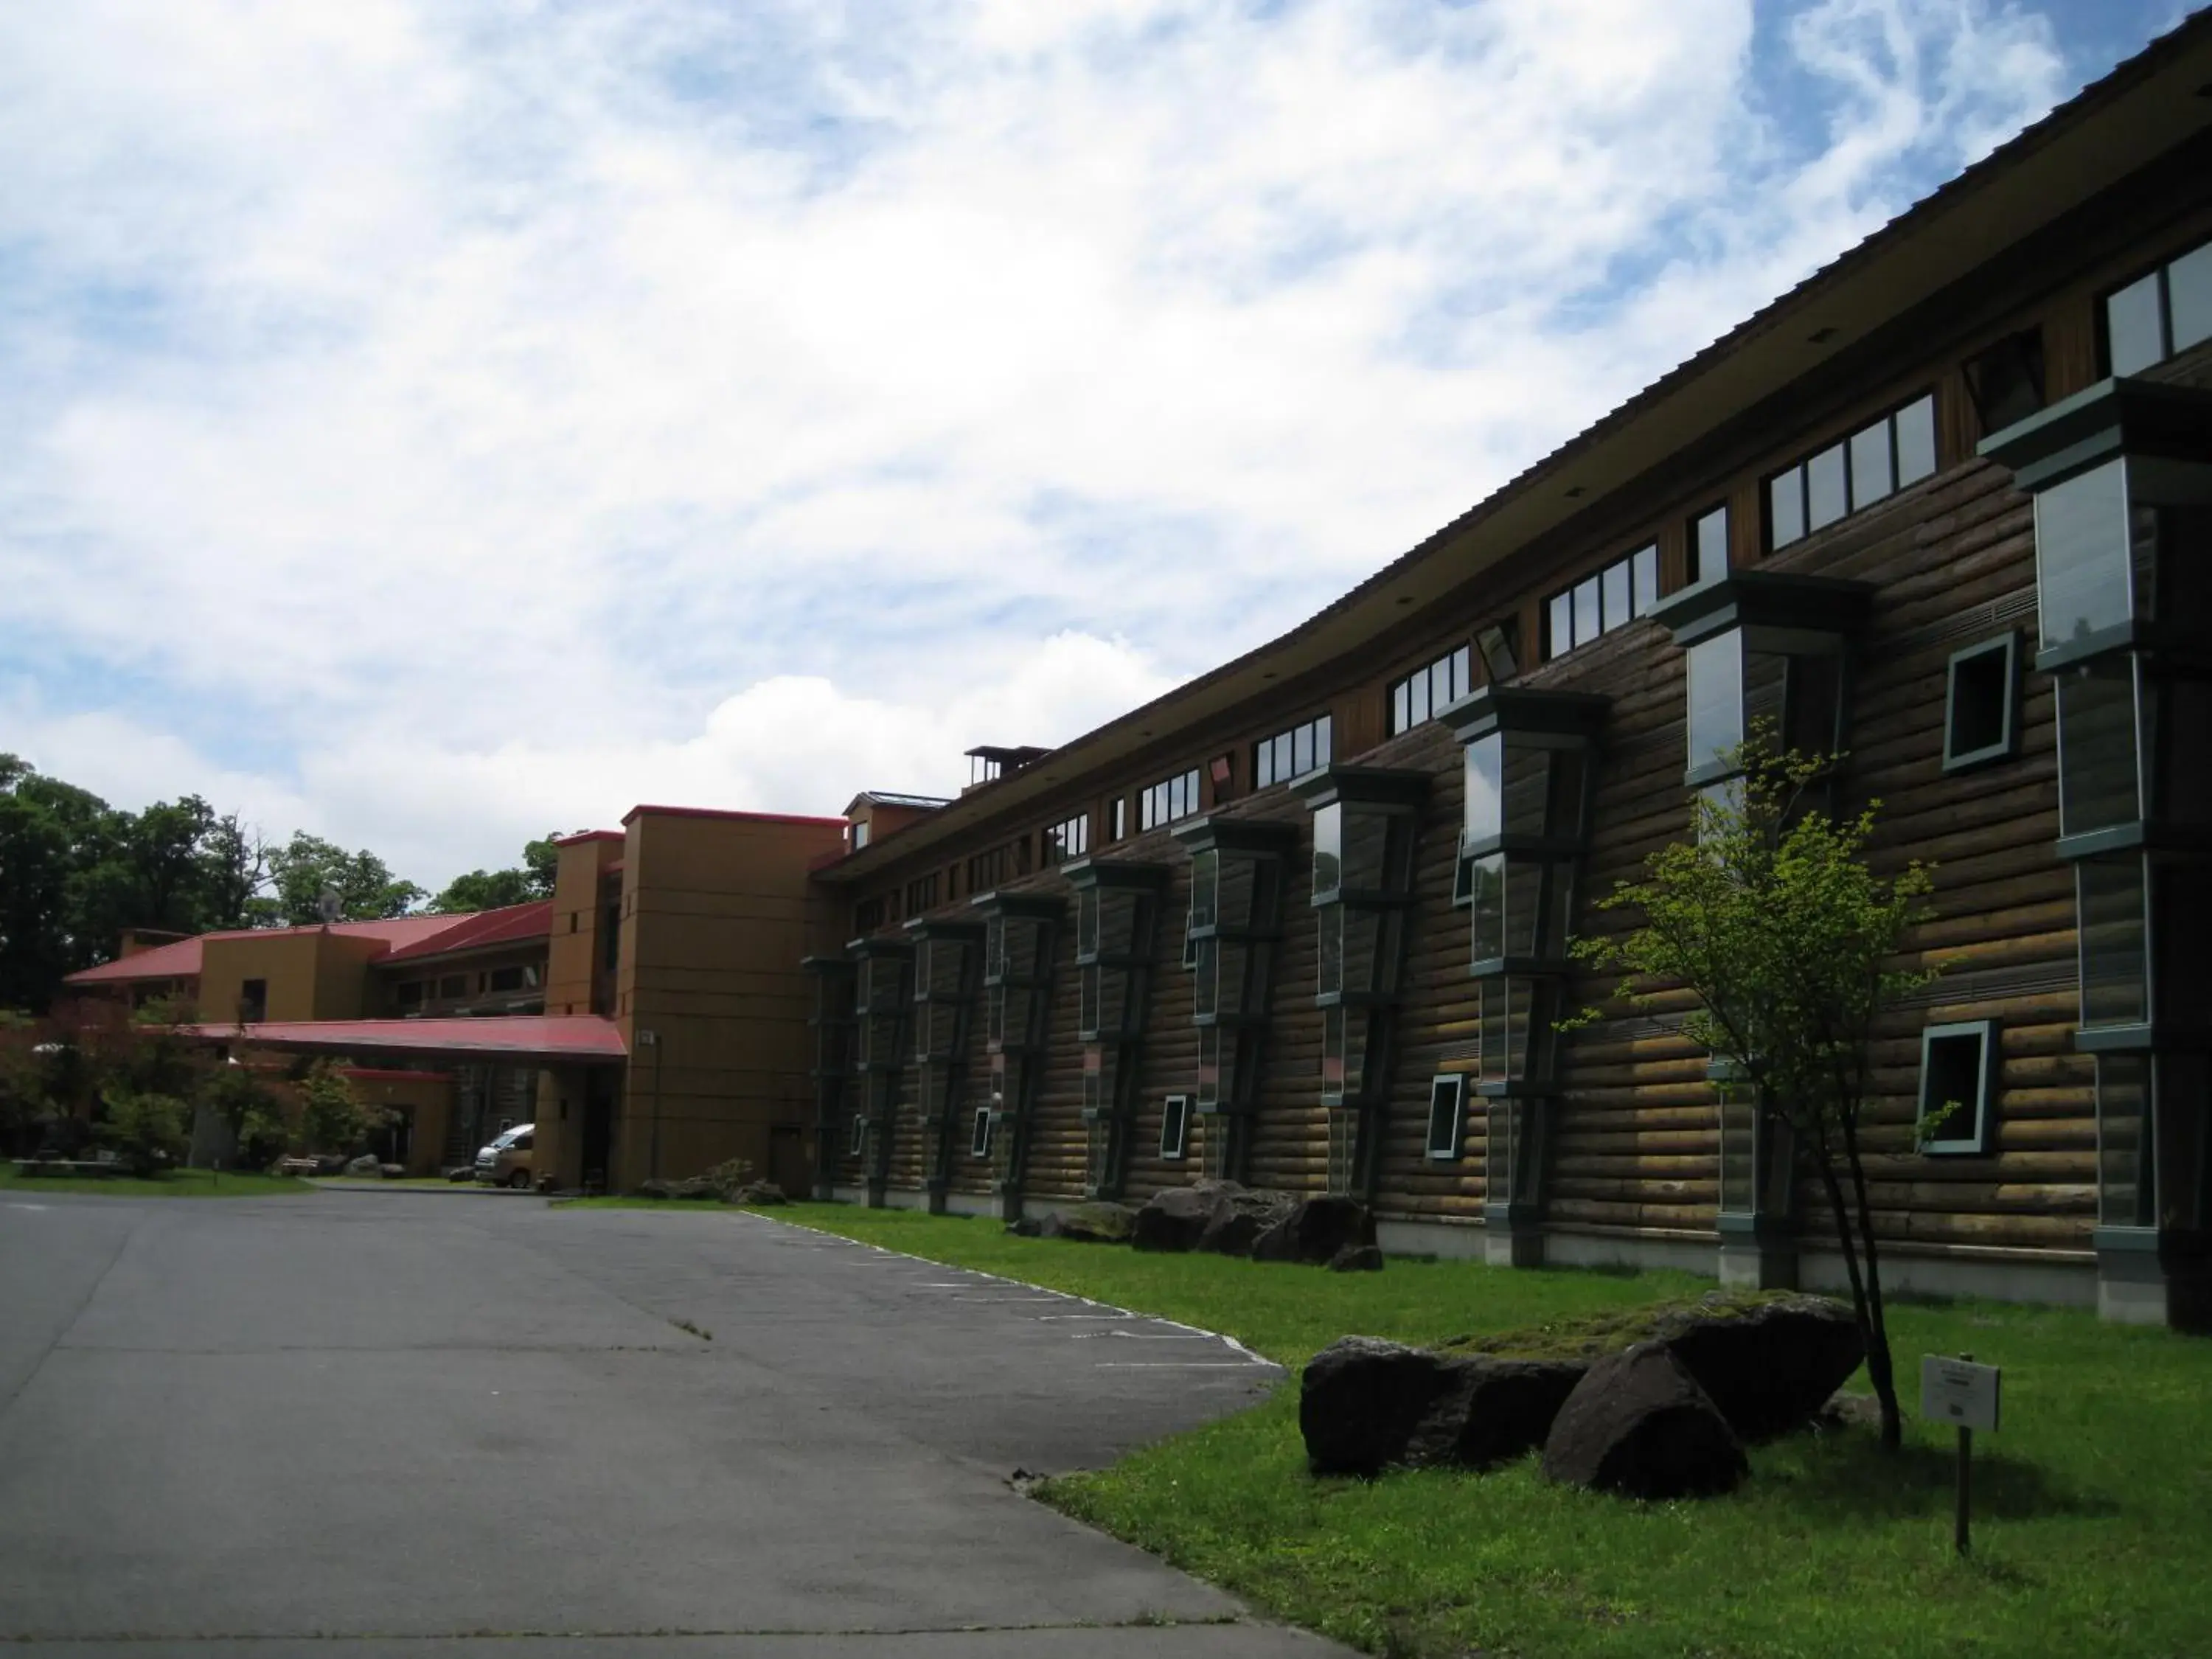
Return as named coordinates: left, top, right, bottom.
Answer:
left=427, top=833, right=571, bottom=914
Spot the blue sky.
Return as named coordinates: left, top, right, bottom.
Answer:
left=0, top=0, right=2195, bottom=888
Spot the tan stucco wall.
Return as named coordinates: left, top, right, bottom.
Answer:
left=198, top=931, right=383, bottom=1026
left=605, top=811, right=844, bottom=1191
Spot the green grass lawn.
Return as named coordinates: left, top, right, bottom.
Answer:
left=0, top=1164, right=311, bottom=1198
left=767, top=1203, right=2212, bottom=1659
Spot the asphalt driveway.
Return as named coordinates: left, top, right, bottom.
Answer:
left=0, top=1190, right=1344, bottom=1658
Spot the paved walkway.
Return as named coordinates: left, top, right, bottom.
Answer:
left=0, top=1192, right=1344, bottom=1657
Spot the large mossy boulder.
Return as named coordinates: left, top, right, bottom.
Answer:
left=1540, top=1342, right=1748, bottom=1500
left=1197, top=1187, right=1297, bottom=1256
left=1301, top=1337, right=1584, bottom=1476
left=1648, top=1294, right=1864, bottom=1440
left=1040, top=1201, right=1138, bottom=1243
left=1130, top=1183, right=1215, bottom=1251
left=1444, top=1288, right=1863, bottom=1442
left=1252, top=1195, right=1377, bottom=1266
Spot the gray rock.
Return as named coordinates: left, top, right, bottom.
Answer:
left=1004, top=1215, right=1043, bottom=1237
left=1328, top=1244, right=1385, bottom=1273
left=378, top=1164, right=406, bottom=1180
left=1040, top=1201, right=1138, bottom=1244
left=1541, top=1341, right=1749, bottom=1500
left=633, top=1179, right=674, bottom=1199
left=1197, top=1187, right=1297, bottom=1256
left=1131, top=1182, right=1230, bottom=1253
left=1651, top=1293, right=1865, bottom=1440
left=344, top=1153, right=382, bottom=1177
left=1253, top=1195, right=1377, bottom=1266
left=1301, top=1337, right=1585, bottom=1475
left=726, top=1180, right=789, bottom=1206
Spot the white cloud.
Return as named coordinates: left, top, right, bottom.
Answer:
left=0, top=0, right=2085, bottom=885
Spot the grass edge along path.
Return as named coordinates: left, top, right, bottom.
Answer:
left=0, top=1164, right=311, bottom=1198
left=761, top=1203, right=2212, bottom=1659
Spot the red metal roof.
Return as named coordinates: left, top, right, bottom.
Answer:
left=182, top=1016, right=627, bottom=1065
left=379, top=901, right=552, bottom=964
left=621, top=804, right=849, bottom=829
left=63, top=908, right=551, bottom=986
left=65, top=936, right=205, bottom=984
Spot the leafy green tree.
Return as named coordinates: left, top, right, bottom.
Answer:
left=261, top=832, right=425, bottom=926
left=296, top=1060, right=389, bottom=1155
left=0, top=754, right=113, bottom=1008
left=197, top=1060, right=289, bottom=1169
left=428, top=832, right=570, bottom=913
left=97, top=1085, right=190, bottom=1176
left=0, top=1011, right=50, bottom=1155
left=1573, top=738, right=1936, bottom=1451
left=196, top=814, right=270, bottom=931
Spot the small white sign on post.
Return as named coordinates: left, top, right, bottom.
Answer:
left=1921, top=1354, right=2001, bottom=1432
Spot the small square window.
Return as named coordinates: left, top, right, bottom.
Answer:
left=1806, top=444, right=1848, bottom=531
left=1691, top=506, right=1728, bottom=584
left=2106, top=269, right=2166, bottom=376
left=970, top=1106, right=993, bottom=1160
left=1965, top=331, right=2045, bottom=436
left=2171, top=240, right=2212, bottom=356
left=1630, top=545, right=1659, bottom=615
left=1424, top=1074, right=1466, bottom=1161
left=1547, top=591, right=1573, bottom=658
left=1943, top=633, right=2019, bottom=773
left=1769, top=467, right=1806, bottom=551
left=1918, top=1020, right=1998, bottom=1155
left=1477, top=621, right=1519, bottom=682
left=1894, top=394, right=1937, bottom=486
left=1450, top=849, right=1475, bottom=908
left=1601, top=561, right=1630, bottom=633
left=1160, top=1094, right=1189, bottom=1161
left=1572, top=577, right=1600, bottom=644
left=1848, top=419, right=1893, bottom=510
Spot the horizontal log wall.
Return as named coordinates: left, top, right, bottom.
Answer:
left=816, top=181, right=2212, bottom=1271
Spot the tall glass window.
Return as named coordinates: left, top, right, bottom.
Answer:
left=1686, top=630, right=1745, bottom=777
left=2035, top=459, right=2134, bottom=655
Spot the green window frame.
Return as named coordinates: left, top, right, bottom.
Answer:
left=1941, top=633, right=2020, bottom=773
left=1918, top=1020, right=2000, bottom=1156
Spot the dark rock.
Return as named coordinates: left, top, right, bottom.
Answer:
left=1253, top=1195, right=1377, bottom=1266
left=1132, top=1182, right=1232, bottom=1253
left=1541, top=1342, right=1748, bottom=1500
left=1302, top=1338, right=1460, bottom=1476
left=445, top=1166, right=474, bottom=1183
left=633, top=1179, right=673, bottom=1199
left=378, top=1164, right=406, bottom=1180
left=1040, top=1202, right=1138, bottom=1243
left=1197, top=1187, right=1297, bottom=1256
left=1301, top=1338, right=1585, bottom=1475
left=315, top=1154, right=352, bottom=1175
left=1004, top=1215, right=1043, bottom=1237
left=671, top=1176, right=718, bottom=1200
left=1329, top=1244, right=1385, bottom=1273
left=1651, top=1293, right=1865, bottom=1440
left=726, top=1180, right=788, bottom=1206
left=344, top=1153, right=381, bottom=1177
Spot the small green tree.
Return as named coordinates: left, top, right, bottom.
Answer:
left=296, top=1060, right=387, bottom=1157
left=98, top=1085, right=190, bottom=1176
left=1574, top=737, right=1935, bottom=1450
left=197, top=1061, right=291, bottom=1169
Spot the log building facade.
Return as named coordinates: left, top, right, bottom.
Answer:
left=804, top=18, right=2212, bottom=1326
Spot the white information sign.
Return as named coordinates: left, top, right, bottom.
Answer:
left=1920, top=1354, right=2000, bottom=1433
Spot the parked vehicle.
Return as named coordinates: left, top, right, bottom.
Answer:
left=473, top=1124, right=535, bottom=1189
